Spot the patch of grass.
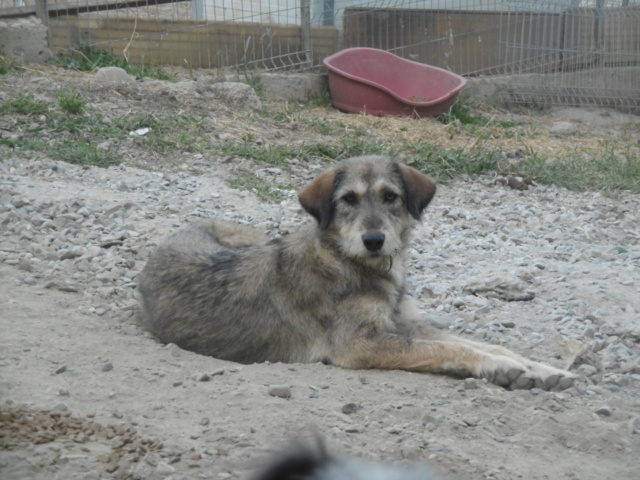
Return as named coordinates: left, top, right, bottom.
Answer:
left=47, top=112, right=119, bottom=139
left=243, top=72, right=266, bottom=102
left=0, top=136, right=47, bottom=152
left=52, top=139, right=118, bottom=167
left=308, top=117, right=334, bottom=135
left=1, top=106, right=213, bottom=166
left=112, top=113, right=164, bottom=133
left=400, top=139, right=502, bottom=183
left=306, top=91, right=332, bottom=108
left=0, top=135, right=116, bottom=167
left=440, top=97, right=516, bottom=131
left=228, top=175, right=294, bottom=202
left=510, top=143, right=640, bottom=193
left=216, top=135, right=395, bottom=168
left=0, top=55, right=20, bottom=74
left=440, top=97, right=488, bottom=126
left=57, top=87, right=87, bottom=115
left=0, top=93, right=49, bottom=116
left=217, top=142, right=298, bottom=168
left=138, top=114, right=212, bottom=153
left=50, top=46, right=174, bottom=81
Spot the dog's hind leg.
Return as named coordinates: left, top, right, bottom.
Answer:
left=331, top=333, right=576, bottom=391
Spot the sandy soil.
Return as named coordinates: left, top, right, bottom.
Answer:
left=1, top=66, right=639, bottom=480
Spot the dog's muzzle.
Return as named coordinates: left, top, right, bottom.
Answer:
left=362, top=232, right=385, bottom=252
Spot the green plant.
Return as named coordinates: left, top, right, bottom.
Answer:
left=306, top=91, right=332, bottom=108
left=112, top=113, right=163, bottom=133
left=507, top=143, right=640, bottom=194
left=0, top=134, right=116, bottom=167
left=118, top=114, right=212, bottom=153
left=308, top=117, right=334, bottom=135
left=243, top=72, right=266, bottom=102
left=0, top=55, right=20, bottom=74
left=57, top=87, right=87, bottom=115
left=401, top=139, right=501, bottom=183
left=440, top=96, right=516, bottom=130
left=49, top=46, right=174, bottom=81
left=228, top=175, right=294, bottom=202
left=0, top=93, right=49, bottom=115
left=52, top=139, right=117, bottom=167
left=440, top=97, right=485, bottom=126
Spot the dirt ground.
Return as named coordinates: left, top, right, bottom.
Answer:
left=1, top=66, right=639, bottom=480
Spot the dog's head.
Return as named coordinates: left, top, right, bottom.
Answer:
left=298, top=156, right=436, bottom=261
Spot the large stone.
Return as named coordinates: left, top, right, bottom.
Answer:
left=198, top=82, right=263, bottom=112
left=94, top=67, right=135, bottom=85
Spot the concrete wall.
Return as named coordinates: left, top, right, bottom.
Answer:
left=0, top=17, right=51, bottom=62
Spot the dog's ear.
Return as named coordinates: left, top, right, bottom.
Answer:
left=298, top=168, right=337, bottom=229
left=398, top=163, right=436, bottom=220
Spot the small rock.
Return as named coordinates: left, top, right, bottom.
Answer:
left=428, top=316, right=454, bottom=329
left=55, top=365, right=67, bottom=374
left=58, top=283, right=79, bottom=293
left=102, top=362, right=113, bottom=372
left=80, top=471, right=100, bottom=480
left=577, top=364, right=598, bottom=377
left=341, top=402, right=363, bottom=414
left=95, top=66, right=135, bottom=85
left=464, top=378, right=479, bottom=389
left=549, top=121, right=577, bottom=135
left=268, top=385, right=291, bottom=398
left=155, top=461, right=176, bottom=476
left=52, top=403, right=68, bottom=412
left=594, top=405, right=613, bottom=416
left=344, top=425, right=366, bottom=433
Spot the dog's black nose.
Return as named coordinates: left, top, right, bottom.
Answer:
left=362, top=232, right=385, bottom=252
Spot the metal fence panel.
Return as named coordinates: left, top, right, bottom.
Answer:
left=1, top=0, right=639, bottom=106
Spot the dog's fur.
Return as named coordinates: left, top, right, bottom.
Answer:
left=250, top=442, right=440, bottom=480
left=138, top=155, right=574, bottom=390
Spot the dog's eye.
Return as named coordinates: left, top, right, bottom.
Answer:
left=342, top=192, right=357, bottom=205
left=383, top=191, right=398, bottom=202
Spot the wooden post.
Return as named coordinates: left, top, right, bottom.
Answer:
left=35, top=0, right=51, bottom=49
left=301, top=0, right=312, bottom=67
left=35, top=0, right=48, bottom=26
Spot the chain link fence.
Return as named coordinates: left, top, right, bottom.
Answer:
left=1, top=0, right=639, bottom=107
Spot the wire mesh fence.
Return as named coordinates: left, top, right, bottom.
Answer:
left=1, top=0, right=639, bottom=107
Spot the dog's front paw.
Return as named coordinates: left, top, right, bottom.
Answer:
left=477, top=356, right=576, bottom=391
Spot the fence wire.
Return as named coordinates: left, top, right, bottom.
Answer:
left=1, top=0, right=639, bottom=107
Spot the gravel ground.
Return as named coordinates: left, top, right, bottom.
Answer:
left=1, top=67, right=639, bottom=480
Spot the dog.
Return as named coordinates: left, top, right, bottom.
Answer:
left=137, top=155, right=575, bottom=390
left=250, top=441, right=441, bottom=480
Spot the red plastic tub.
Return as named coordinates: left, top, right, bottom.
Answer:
left=323, top=48, right=467, bottom=118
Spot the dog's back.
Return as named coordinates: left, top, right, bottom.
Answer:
left=137, top=219, right=278, bottom=358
